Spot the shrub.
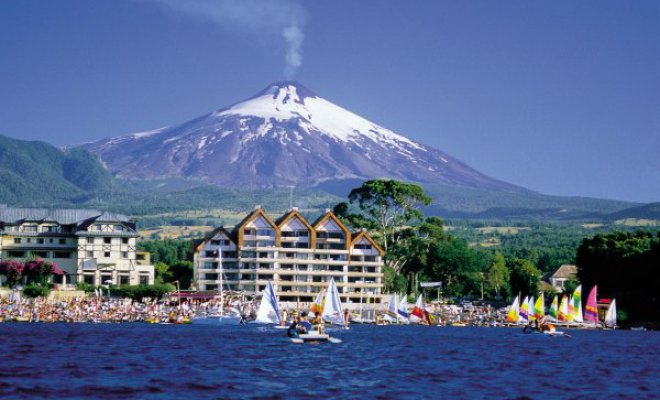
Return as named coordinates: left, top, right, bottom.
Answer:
left=0, top=260, right=25, bottom=288
left=109, top=283, right=176, bottom=301
left=23, top=283, right=51, bottom=298
left=76, top=282, right=96, bottom=293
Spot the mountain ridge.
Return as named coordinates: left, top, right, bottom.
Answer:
left=80, top=81, right=528, bottom=193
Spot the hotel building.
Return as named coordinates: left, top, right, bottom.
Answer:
left=193, top=207, right=385, bottom=304
left=0, top=207, right=154, bottom=286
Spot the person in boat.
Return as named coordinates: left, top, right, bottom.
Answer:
left=287, top=311, right=300, bottom=338
left=539, top=316, right=556, bottom=333
left=297, top=311, right=313, bottom=334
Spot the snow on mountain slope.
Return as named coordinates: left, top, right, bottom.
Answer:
left=79, top=81, right=527, bottom=192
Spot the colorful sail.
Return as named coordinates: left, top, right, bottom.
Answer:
left=309, top=290, right=325, bottom=317
left=255, top=281, right=282, bottom=324
left=506, top=296, right=520, bottom=324
left=572, top=285, right=584, bottom=323
left=412, top=294, right=425, bottom=320
left=321, top=278, right=346, bottom=326
left=518, top=296, right=529, bottom=323
left=604, top=299, right=617, bottom=328
left=397, top=294, right=410, bottom=322
left=584, top=285, right=599, bottom=325
left=558, top=295, right=572, bottom=322
left=547, top=295, right=558, bottom=322
left=528, top=296, right=536, bottom=322
left=533, top=293, right=545, bottom=320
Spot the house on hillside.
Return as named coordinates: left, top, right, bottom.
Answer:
left=547, top=264, right=577, bottom=292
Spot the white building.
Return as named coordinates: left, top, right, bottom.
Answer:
left=0, top=207, right=154, bottom=286
left=193, top=207, right=385, bottom=304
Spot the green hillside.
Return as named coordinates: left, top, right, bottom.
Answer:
left=0, top=135, right=112, bottom=205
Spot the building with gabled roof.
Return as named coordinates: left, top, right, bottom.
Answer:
left=0, top=206, right=154, bottom=287
left=193, top=207, right=384, bottom=304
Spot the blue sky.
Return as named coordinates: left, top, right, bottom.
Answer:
left=1, top=0, right=658, bottom=203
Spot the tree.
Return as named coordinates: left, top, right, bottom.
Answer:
left=170, top=261, right=194, bottom=289
left=508, top=258, right=542, bottom=297
left=576, top=230, right=659, bottom=323
left=153, top=261, right=172, bottom=284
left=424, top=236, right=484, bottom=298
left=486, top=251, right=509, bottom=299
left=336, top=179, right=431, bottom=253
left=0, top=260, right=24, bottom=288
left=24, top=259, right=63, bottom=285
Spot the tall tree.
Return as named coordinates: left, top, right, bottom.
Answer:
left=336, top=179, right=431, bottom=253
left=508, top=258, right=542, bottom=297
left=486, top=251, right=509, bottom=299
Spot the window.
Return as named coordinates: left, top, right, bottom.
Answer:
left=114, top=225, right=124, bottom=232
left=84, top=275, right=95, bottom=285
left=32, top=251, right=49, bottom=258
left=119, top=275, right=130, bottom=285
left=104, top=237, right=111, bottom=244
left=104, top=251, right=111, bottom=258
left=122, top=238, right=129, bottom=244
left=59, top=238, right=66, bottom=245
left=27, top=238, right=32, bottom=243
left=25, top=225, right=38, bottom=232
left=14, top=238, right=21, bottom=244
left=53, top=251, right=72, bottom=259
left=86, top=251, right=94, bottom=258
left=139, top=275, right=149, bottom=285
left=7, top=250, right=25, bottom=258
left=210, top=240, right=221, bottom=246
left=37, top=238, right=44, bottom=244
left=121, top=251, right=128, bottom=259
left=136, top=253, right=145, bottom=261
left=94, top=225, right=102, bottom=231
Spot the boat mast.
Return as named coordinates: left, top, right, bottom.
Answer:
left=219, top=247, right=224, bottom=315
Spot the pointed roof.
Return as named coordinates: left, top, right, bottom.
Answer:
left=311, top=209, right=351, bottom=236
left=194, top=226, right=235, bottom=252
left=276, top=208, right=314, bottom=232
left=351, top=229, right=385, bottom=256
left=552, top=264, right=577, bottom=279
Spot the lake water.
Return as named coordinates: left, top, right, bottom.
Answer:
left=0, top=323, right=658, bottom=399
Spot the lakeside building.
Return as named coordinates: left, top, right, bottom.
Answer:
left=546, top=264, right=577, bottom=292
left=193, top=207, right=385, bottom=304
left=0, top=206, right=154, bottom=286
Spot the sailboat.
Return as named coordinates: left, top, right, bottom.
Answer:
left=254, top=281, right=282, bottom=326
left=584, top=285, right=599, bottom=327
left=604, top=299, right=617, bottom=329
left=518, top=296, right=530, bottom=324
left=528, top=296, right=536, bottom=322
left=321, top=277, right=347, bottom=327
left=506, top=296, right=520, bottom=325
left=291, top=278, right=343, bottom=343
left=572, top=285, right=584, bottom=324
left=558, top=295, right=572, bottom=323
left=382, top=293, right=400, bottom=324
left=397, top=294, right=410, bottom=324
left=533, top=294, right=545, bottom=321
left=193, top=248, right=241, bottom=325
left=547, top=296, right=559, bottom=322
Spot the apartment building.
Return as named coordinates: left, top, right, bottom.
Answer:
left=193, top=207, right=384, bottom=304
left=0, top=207, right=154, bottom=286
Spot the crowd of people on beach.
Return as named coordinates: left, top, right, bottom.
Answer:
left=1, top=292, right=509, bottom=326
left=0, top=295, right=259, bottom=324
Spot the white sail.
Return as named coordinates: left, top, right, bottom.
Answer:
left=528, top=296, right=536, bottom=321
left=604, top=299, right=617, bottom=328
left=397, top=294, right=410, bottom=323
left=321, top=278, right=346, bottom=326
left=255, top=281, right=282, bottom=324
left=384, top=293, right=399, bottom=323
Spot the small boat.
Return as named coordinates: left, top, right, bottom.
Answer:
left=603, top=299, right=617, bottom=329
left=290, top=333, right=342, bottom=344
left=253, top=281, right=283, bottom=326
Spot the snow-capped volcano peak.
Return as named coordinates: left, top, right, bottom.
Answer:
left=79, top=82, right=523, bottom=192
left=216, top=82, right=421, bottom=149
